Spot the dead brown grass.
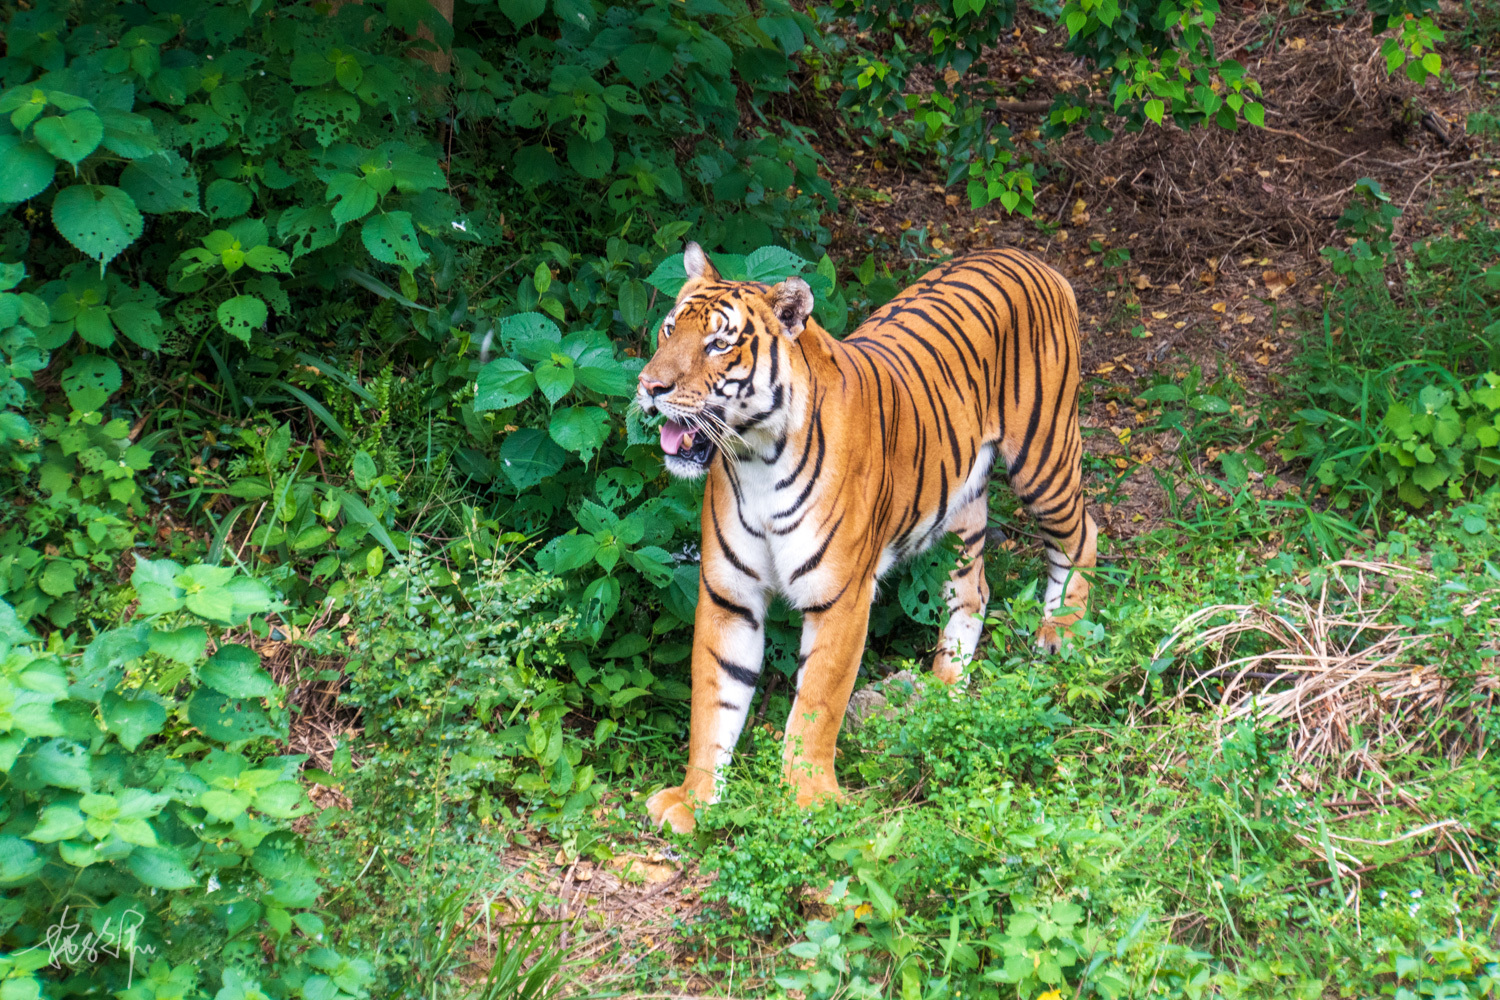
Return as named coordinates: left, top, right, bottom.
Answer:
left=1160, top=559, right=1500, bottom=779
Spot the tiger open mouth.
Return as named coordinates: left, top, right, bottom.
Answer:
left=660, top=419, right=717, bottom=470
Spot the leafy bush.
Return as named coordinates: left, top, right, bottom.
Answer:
left=0, top=560, right=374, bottom=999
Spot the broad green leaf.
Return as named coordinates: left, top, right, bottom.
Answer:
left=100, top=691, right=167, bottom=750
left=127, top=845, right=197, bottom=889
left=281, top=205, right=340, bottom=259
left=499, top=428, right=567, bottom=490
left=0, top=836, right=46, bottom=885
left=111, top=302, right=163, bottom=349
left=60, top=354, right=122, bottom=411
left=0, top=135, right=57, bottom=202
left=26, top=804, right=85, bottom=843
left=28, top=739, right=92, bottom=791
left=253, top=781, right=314, bottom=818
left=293, top=89, right=360, bottom=147
left=549, top=405, right=610, bottom=461
left=474, top=357, right=536, bottom=411
left=99, top=108, right=163, bottom=159
left=535, top=533, right=600, bottom=574
left=32, top=109, right=104, bottom=166
left=534, top=356, right=575, bottom=405
left=201, top=644, right=276, bottom=698
left=618, top=279, right=649, bottom=329
left=187, top=690, right=281, bottom=742
left=361, top=212, right=428, bottom=270
left=499, top=0, right=547, bottom=26
left=745, top=245, right=808, bottom=282
left=52, top=185, right=143, bottom=269
left=217, top=294, right=267, bottom=341
left=566, top=133, right=612, bottom=179
left=204, top=179, right=253, bottom=220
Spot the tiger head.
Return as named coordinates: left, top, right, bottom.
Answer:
left=636, top=242, right=814, bottom=479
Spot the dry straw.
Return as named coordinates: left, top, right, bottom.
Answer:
left=1156, top=560, right=1500, bottom=778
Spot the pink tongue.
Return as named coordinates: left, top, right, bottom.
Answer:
left=660, top=420, right=691, bottom=455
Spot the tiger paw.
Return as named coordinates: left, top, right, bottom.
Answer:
left=645, top=786, right=699, bottom=834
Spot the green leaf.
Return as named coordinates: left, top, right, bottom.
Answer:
left=281, top=205, right=340, bottom=259
left=361, top=211, right=428, bottom=271
left=534, top=357, right=576, bottom=405
left=204, top=179, right=252, bottom=221
left=549, top=406, right=610, bottom=462
left=217, top=295, right=267, bottom=341
left=27, top=804, right=86, bottom=843
left=293, top=89, right=360, bottom=147
left=127, top=845, right=197, bottom=889
left=0, top=135, right=57, bottom=202
left=100, top=692, right=167, bottom=751
left=52, top=185, right=143, bottom=269
left=99, top=108, right=163, bottom=159
left=535, top=533, right=600, bottom=574
left=253, top=781, right=314, bottom=818
left=475, top=358, right=536, bottom=411
left=566, top=133, right=613, bottom=179
left=618, top=279, right=649, bottom=329
left=499, top=0, right=547, bottom=26
left=187, top=689, right=281, bottom=743
left=201, top=644, right=277, bottom=698
left=61, top=354, right=121, bottom=410
left=111, top=302, right=163, bottom=349
left=352, top=449, right=377, bottom=490
left=1244, top=102, right=1266, bottom=127
left=745, top=245, right=808, bottom=282
left=499, top=428, right=567, bottom=490
left=512, top=145, right=556, bottom=189
left=33, top=109, right=103, bottom=166
left=1144, top=99, right=1165, bottom=124
left=28, top=739, right=92, bottom=791
left=581, top=575, right=621, bottom=640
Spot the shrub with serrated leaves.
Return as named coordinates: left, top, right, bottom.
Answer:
left=0, top=560, right=376, bottom=1000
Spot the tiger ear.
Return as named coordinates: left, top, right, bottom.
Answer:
left=768, top=277, right=814, bottom=339
left=683, top=242, right=719, bottom=283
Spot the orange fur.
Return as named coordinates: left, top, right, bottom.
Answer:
left=638, top=244, right=1100, bottom=833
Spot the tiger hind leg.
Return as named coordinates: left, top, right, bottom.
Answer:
left=1029, top=484, right=1098, bottom=654
left=931, top=494, right=991, bottom=684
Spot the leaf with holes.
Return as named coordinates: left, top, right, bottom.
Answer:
left=204, top=178, right=252, bottom=220
left=118, top=151, right=198, bottom=213
left=52, top=185, right=142, bottom=269
left=33, top=110, right=103, bottom=166
left=61, top=354, right=121, bottom=411
left=0, top=135, right=57, bottom=202
left=293, top=89, right=360, bottom=147
left=361, top=212, right=428, bottom=270
left=217, top=295, right=267, bottom=342
left=280, top=205, right=338, bottom=259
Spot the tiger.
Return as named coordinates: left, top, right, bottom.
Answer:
left=635, top=242, right=1100, bottom=834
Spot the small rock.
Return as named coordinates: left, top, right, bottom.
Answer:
left=844, top=688, right=894, bottom=730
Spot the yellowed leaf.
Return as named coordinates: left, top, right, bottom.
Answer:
left=1211, top=302, right=1227, bottom=313
left=1151, top=311, right=1168, bottom=319
left=1237, top=312, right=1254, bottom=325
left=1095, top=363, right=1117, bottom=374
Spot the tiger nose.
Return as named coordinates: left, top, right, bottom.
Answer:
left=639, top=374, right=672, bottom=398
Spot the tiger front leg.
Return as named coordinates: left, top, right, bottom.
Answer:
left=782, top=582, right=874, bottom=806
left=646, top=570, right=766, bottom=834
